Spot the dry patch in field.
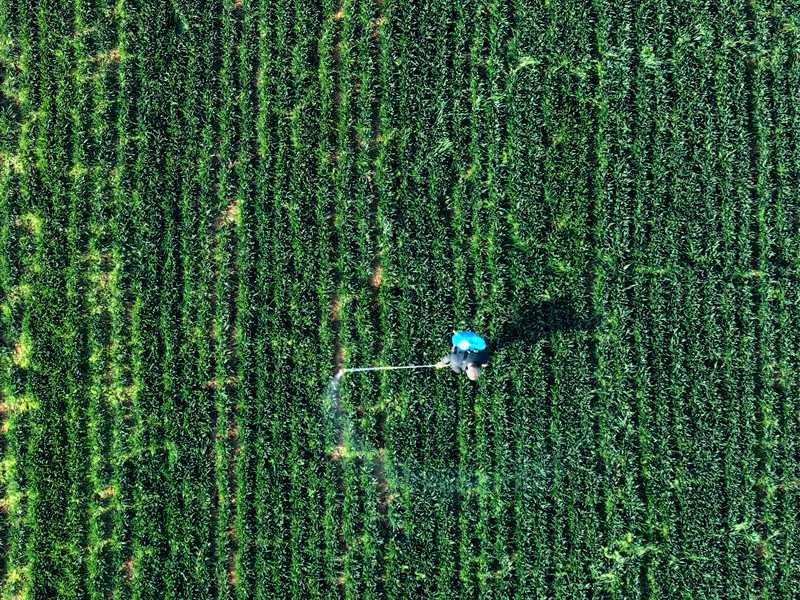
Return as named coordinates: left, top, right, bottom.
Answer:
left=329, top=441, right=348, bottom=461
left=94, top=48, right=121, bottom=63
left=370, top=15, right=387, bottom=38
left=215, top=199, right=241, bottom=230
left=369, top=264, right=383, bottom=288
left=334, top=346, right=345, bottom=369
left=12, top=337, right=30, bottom=369
left=123, top=559, right=134, bottom=581
left=330, top=296, right=342, bottom=321
left=332, top=9, right=345, bottom=21
left=204, top=375, right=238, bottom=391
left=98, top=485, right=117, bottom=499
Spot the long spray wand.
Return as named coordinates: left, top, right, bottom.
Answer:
left=335, top=364, right=438, bottom=379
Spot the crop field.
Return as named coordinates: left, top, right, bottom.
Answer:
left=1, top=0, right=799, bottom=598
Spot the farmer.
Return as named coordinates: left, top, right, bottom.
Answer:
left=435, top=330, right=490, bottom=381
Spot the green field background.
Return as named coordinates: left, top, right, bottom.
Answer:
left=1, top=0, right=799, bottom=598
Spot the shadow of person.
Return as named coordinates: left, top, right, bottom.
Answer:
left=492, top=296, right=599, bottom=352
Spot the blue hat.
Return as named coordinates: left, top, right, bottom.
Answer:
left=451, top=330, right=487, bottom=351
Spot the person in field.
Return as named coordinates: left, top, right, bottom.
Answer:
left=435, top=330, right=490, bottom=381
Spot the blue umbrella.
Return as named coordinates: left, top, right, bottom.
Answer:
left=451, top=330, right=487, bottom=352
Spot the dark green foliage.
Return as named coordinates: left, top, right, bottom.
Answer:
left=1, top=1, right=798, bottom=598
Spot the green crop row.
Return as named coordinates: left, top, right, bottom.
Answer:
left=0, top=0, right=31, bottom=596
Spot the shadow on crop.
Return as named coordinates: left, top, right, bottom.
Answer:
left=492, top=296, right=599, bottom=351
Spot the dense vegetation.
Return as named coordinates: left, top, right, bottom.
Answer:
left=1, top=0, right=798, bottom=598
